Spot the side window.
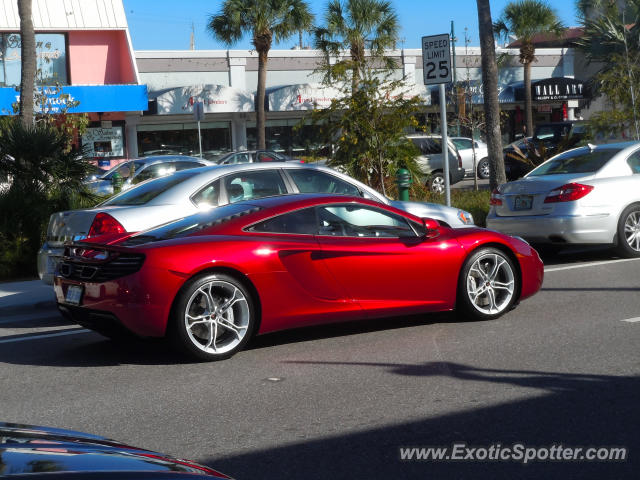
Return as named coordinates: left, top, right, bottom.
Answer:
left=174, top=161, right=203, bottom=171
left=453, top=138, right=472, bottom=150
left=223, top=153, right=251, bottom=165
left=257, top=152, right=276, bottom=162
left=133, top=163, right=176, bottom=184
left=317, top=205, right=415, bottom=238
left=192, top=180, right=220, bottom=208
left=223, top=170, right=288, bottom=204
left=627, top=151, right=640, bottom=174
left=288, top=169, right=361, bottom=196
left=247, top=207, right=317, bottom=235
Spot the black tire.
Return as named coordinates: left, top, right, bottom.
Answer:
left=477, top=158, right=490, bottom=179
left=427, top=172, right=445, bottom=194
left=615, top=204, right=640, bottom=258
left=457, top=247, right=520, bottom=321
left=170, top=272, right=257, bottom=361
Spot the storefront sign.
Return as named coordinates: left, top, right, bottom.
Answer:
left=532, top=78, right=586, bottom=102
left=155, top=85, right=254, bottom=114
left=82, top=127, right=124, bottom=158
left=0, top=85, right=148, bottom=115
left=268, top=84, right=343, bottom=111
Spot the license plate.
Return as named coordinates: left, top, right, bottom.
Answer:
left=65, top=285, right=84, bottom=305
left=46, top=256, right=59, bottom=274
left=513, top=195, right=533, bottom=211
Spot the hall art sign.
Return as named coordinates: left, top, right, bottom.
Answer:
left=532, top=78, right=586, bottom=102
left=156, top=85, right=254, bottom=114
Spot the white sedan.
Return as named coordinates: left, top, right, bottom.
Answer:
left=38, top=163, right=475, bottom=284
left=451, top=137, right=489, bottom=179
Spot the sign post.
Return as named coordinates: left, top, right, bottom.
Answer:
left=422, top=33, right=452, bottom=206
left=193, top=101, right=204, bottom=158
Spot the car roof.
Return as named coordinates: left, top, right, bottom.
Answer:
left=140, top=162, right=388, bottom=206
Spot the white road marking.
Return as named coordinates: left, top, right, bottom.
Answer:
left=621, top=317, right=640, bottom=323
left=0, top=328, right=89, bottom=344
left=544, top=257, right=640, bottom=273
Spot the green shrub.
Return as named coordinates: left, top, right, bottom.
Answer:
left=0, top=120, right=97, bottom=280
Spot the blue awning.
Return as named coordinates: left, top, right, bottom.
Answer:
left=0, top=85, right=148, bottom=115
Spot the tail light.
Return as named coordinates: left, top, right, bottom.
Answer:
left=87, top=213, right=126, bottom=238
left=490, top=188, right=503, bottom=206
left=457, top=152, right=463, bottom=168
left=544, top=183, right=594, bottom=203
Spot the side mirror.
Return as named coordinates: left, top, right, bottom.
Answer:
left=422, top=218, right=441, bottom=239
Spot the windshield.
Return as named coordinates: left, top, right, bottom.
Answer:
left=528, top=148, right=622, bottom=176
left=101, top=171, right=200, bottom=206
left=121, top=203, right=262, bottom=245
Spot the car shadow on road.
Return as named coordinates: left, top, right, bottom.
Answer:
left=537, top=245, right=625, bottom=266
left=0, top=311, right=473, bottom=367
left=204, top=362, right=638, bottom=479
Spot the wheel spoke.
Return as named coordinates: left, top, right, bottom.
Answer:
left=218, top=318, right=246, bottom=339
left=205, top=321, right=218, bottom=352
left=487, top=288, right=497, bottom=313
left=492, top=280, right=514, bottom=292
left=470, top=265, right=488, bottom=281
left=489, top=257, right=506, bottom=281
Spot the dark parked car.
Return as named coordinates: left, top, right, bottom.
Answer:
left=0, top=422, right=232, bottom=479
left=503, top=123, right=588, bottom=180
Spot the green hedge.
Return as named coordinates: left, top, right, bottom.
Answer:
left=422, top=190, right=491, bottom=227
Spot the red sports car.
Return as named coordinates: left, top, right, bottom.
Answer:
left=54, top=195, right=543, bottom=361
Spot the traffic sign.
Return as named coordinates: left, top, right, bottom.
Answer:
left=421, top=33, right=452, bottom=86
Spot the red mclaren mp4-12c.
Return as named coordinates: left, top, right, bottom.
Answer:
left=55, top=194, right=543, bottom=361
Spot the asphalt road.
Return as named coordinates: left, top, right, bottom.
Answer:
left=1, top=248, right=639, bottom=479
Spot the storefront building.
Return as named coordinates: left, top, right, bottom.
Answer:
left=135, top=45, right=587, bottom=157
left=0, top=0, right=147, bottom=167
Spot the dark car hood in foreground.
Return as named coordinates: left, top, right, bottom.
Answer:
left=0, top=423, right=231, bottom=479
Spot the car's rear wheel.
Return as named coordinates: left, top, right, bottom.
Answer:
left=457, top=247, right=519, bottom=320
left=427, top=172, right=445, bottom=194
left=477, top=158, right=490, bottom=179
left=171, top=273, right=256, bottom=361
left=616, top=204, right=640, bottom=258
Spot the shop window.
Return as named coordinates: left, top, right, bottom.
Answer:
left=0, top=33, right=68, bottom=86
left=137, top=122, right=232, bottom=158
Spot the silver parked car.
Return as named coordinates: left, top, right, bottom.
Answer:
left=406, top=134, right=466, bottom=193
left=450, top=137, right=489, bottom=179
left=486, top=142, right=640, bottom=256
left=84, top=155, right=211, bottom=195
left=38, top=163, right=474, bottom=284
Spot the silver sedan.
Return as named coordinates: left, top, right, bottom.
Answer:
left=38, top=163, right=475, bottom=284
left=486, top=141, right=640, bottom=256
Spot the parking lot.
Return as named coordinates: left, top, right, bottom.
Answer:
left=1, top=247, right=638, bottom=479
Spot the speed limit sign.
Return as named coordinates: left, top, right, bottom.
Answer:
left=421, top=33, right=452, bottom=85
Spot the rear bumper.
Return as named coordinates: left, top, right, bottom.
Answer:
left=486, top=212, right=616, bottom=244
left=450, top=167, right=466, bottom=185
left=37, top=243, right=64, bottom=285
left=53, top=266, right=183, bottom=337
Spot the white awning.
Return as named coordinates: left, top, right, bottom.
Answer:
left=155, top=84, right=254, bottom=114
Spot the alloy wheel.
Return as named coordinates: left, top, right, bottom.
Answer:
left=184, top=280, right=251, bottom=355
left=624, top=211, right=640, bottom=251
left=430, top=175, right=445, bottom=194
left=466, top=252, right=515, bottom=315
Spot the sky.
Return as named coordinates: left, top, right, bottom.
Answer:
left=123, top=0, right=580, bottom=51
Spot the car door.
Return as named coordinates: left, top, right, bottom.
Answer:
left=315, top=204, right=459, bottom=317
left=245, top=206, right=363, bottom=329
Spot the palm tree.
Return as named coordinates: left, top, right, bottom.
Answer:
left=494, top=0, right=565, bottom=136
left=208, top=0, right=313, bottom=150
left=476, top=0, right=506, bottom=189
left=18, top=0, right=36, bottom=127
left=314, top=0, right=398, bottom=92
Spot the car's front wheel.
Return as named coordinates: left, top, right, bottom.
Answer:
left=171, top=273, right=256, bottom=361
left=616, top=204, right=640, bottom=258
left=457, top=247, right=519, bottom=320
